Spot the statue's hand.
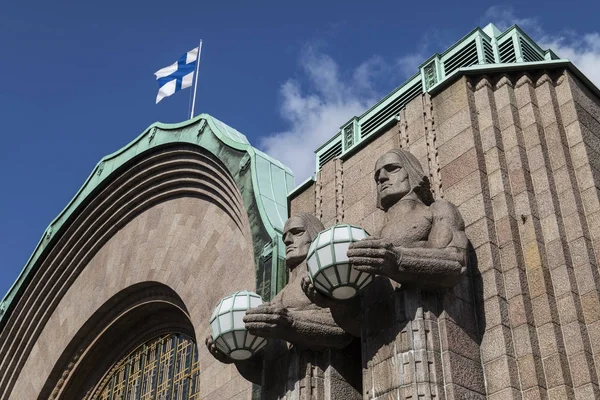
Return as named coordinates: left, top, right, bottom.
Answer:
left=205, top=334, right=233, bottom=364
left=347, top=237, right=402, bottom=278
left=243, top=304, right=293, bottom=339
left=301, top=276, right=333, bottom=307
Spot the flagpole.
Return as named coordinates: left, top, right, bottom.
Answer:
left=190, top=39, right=203, bottom=119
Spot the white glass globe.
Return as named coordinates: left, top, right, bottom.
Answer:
left=209, top=291, right=267, bottom=360
left=306, top=224, right=373, bottom=299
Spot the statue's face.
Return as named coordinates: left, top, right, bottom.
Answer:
left=283, top=216, right=311, bottom=269
left=375, top=152, right=411, bottom=210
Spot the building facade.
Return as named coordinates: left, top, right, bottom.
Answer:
left=2, top=23, right=600, bottom=399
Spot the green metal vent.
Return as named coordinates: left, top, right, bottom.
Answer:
left=318, top=140, right=343, bottom=168
left=360, top=81, right=422, bottom=138
left=483, top=40, right=495, bottom=64
left=311, top=23, right=568, bottom=175
left=499, top=39, right=517, bottom=63
left=424, top=62, right=438, bottom=89
left=343, top=124, right=354, bottom=149
left=443, top=40, right=479, bottom=76
left=520, top=37, right=544, bottom=62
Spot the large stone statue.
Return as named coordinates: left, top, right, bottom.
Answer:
left=346, top=149, right=471, bottom=399
left=206, top=213, right=361, bottom=399
left=347, top=149, right=468, bottom=288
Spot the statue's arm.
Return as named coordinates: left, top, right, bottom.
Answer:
left=286, top=309, right=355, bottom=349
left=300, top=277, right=361, bottom=337
left=244, top=305, right=353, bottom=350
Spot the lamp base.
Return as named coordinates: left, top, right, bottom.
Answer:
left=229, top=349, right=253, bottom=360
left=332, top=286, right=357, bottom=300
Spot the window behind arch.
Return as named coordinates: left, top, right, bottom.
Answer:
left=92, top=333, right=200, bottom=400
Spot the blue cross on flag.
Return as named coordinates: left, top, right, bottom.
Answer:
left=154, top=44, right=201, bottom=104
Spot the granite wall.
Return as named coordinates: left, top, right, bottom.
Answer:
left=0, top=145, right=258, bottom=400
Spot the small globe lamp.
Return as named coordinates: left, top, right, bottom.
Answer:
left=209, top=291, right=267, bottom=360
left=306, top=224, right=373, bottom=300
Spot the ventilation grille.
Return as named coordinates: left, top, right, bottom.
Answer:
left=483, top=40, right=495, bottom=64
left=424, top=62, right=437, bottom=89
left=498, top=39, right=516, bottom=63
left=360, top=81, right=422, bottom=139
left=318, top=140, right=342, bottom=168
left=443, top=40, right=478, bottom=76
left=343, top=125, right=354, bottom=149
left=520, top=38, right=544, bottom=62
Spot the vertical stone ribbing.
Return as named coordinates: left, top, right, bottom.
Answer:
left=335, top=159, right=344, bottom=223
left=510, top=73, right=573, bottom=399
left=497, top=74, right=550, bottom=399
left=557, top=71, right=600, bottom=399
left=399, top=108, right=409, bottom=149
left=406, top=94, right=429, bottom=177
left=467, top=76, right=522, bottom=400
left=434, top=77, right=486, bottom=399
left=315, top=171, right=323, bottom=221
left=542, top=72, right=600, bottom=398
left=424, top=93, right=443, bottom=199
left=318, top=158, right=339, bottom=227
left=532, top=72, right=600, bottom=399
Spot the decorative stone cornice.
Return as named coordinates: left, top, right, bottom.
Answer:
left=536, top=72, right=553, bottom=87
left=475, top=76, right=493, bottom=91
left=515, top=74, right=534, bottom=89
left=495, top=75, right=514, bottom=90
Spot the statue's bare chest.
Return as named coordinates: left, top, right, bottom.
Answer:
left=380, top=206, right=432, bottom=247
left=279, top=269, right=318, bottom=311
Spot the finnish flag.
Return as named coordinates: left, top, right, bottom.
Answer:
left=154, top=45, right=200, bottom=104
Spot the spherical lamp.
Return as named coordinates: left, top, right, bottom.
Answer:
left=306, top=224, right=373, bottom=299
left=209, top=291, right=267, bottom=360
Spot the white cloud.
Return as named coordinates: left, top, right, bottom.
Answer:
left=259, top=47, right=380, bottom=182
left=396, top=52, right=425, bottom=78
left=482, top=6, right=600, bottom=87
left=539, top=33, right=600, bottom=86
left=481, top=6, right=541, bottom=36
left=395, top=31, right=451, bottom=78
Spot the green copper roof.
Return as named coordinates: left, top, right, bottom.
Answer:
left=0, top=114, right=294, bottom=323
left=313, top=22, right=574, bottom=172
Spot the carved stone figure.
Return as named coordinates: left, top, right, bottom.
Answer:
left=346, top=149, right=470, bottom=399
left=348, top=149, right=467, bottom=288
left=242, top=213, right=354, bottom=348
left=206, top=213, right=361, bottom=399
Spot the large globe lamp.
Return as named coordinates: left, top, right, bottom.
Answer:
left=306, top=224, right=373, bottom=299
left=209, top=291, right=267, bottom=360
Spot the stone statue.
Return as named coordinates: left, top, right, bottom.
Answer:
left=206, top=213, right=361, bottom=398
left=347, top=149, right=467, bottom=288
left=346, top=148, right=469, bottom=398
left=242, top=213, right=354, bottom=349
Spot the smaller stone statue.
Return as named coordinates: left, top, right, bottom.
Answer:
left=205, top=213, right=359, bottom=387
left=242, top=213, right=354, bottom=349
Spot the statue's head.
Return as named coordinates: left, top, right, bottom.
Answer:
left=374, top=149, right=434, bottom=211
left=283, top=213, right=325, bottom=270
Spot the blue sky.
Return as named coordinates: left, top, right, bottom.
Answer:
left=2, top=0, right=600, bottom=298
